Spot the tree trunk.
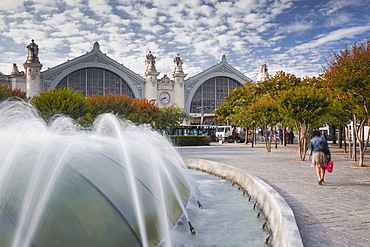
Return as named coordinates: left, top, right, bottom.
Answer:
left=244, top=127, right=248, bottom=145
left=263, top=125, right=271, bottom=152
left=251, top=127, right=255, bottom=147
left=338, top=126, right=343, bottom=148
left=274, top=126, right=278, bottom=149
left=297, top=122, right=308, bottom=161
left=352, top=114, right=370, bottom=167
left=331, top=126, right=337, bottom=144
left=344, top=125, right=352, bottom=157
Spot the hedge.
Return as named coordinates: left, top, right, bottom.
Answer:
left=169, top=135, right=210, bottom=146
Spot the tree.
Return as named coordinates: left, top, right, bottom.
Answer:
left=214, top=82, right=259, bottom=144
left=0, top=85, right=27, bottom=101
left=214, top=81, right=257, bottom=123
left=0, top=86, right=12, bottom=101
left=257, top=71, right=301, bottom=98
left=31, top=88, right=89, bottom=121
left=88, top=94, right=161, bottom=125
left=323, top=39, right=370, bottom=166
left=154, top=104, right=189, bottom=130
left=278, top=86, right=330, bottom=160
left=324, top=97, right=352, bottom=150
left=248, top=98, right=281, bottom=152
left=258, top=71, right=303, bottom=146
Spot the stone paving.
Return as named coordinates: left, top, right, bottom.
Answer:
left=176, top=142, right=370, bottom=247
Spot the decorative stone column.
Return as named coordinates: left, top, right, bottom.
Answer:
left=23, top=39, right=43, bottom=98
left=170, top=54, right=187, bottom=108
left=142, top=51, right=160, bottom=101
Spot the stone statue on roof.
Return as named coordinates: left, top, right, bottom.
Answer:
left=26, top=39, right=40, bottom=63
left=11, top=63, right=24, bottom=76
left=260, top=62, right=268, bottom=73
left=173, top=53, right=183, bottom=73
left=256, top=62, right=269, bottom=83
left=145, top=51, right=157, bottom=72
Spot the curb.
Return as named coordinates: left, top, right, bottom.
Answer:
left=184, top=158, right=303, bottom=247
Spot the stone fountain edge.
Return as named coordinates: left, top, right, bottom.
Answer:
left=184, top=158, right=304, bottom=247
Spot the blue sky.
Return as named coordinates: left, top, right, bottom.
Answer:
left=0, top=0, right=369, bottom=81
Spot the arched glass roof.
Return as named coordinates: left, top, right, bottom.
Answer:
left=57, top=68, right=134, bottom=97
left=190, top=76, right=242, bottom=114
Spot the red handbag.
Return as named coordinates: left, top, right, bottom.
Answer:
left=326, top=159, right=334, bottom=172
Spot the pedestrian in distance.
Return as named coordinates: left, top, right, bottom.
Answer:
left=288, top=131, right=294, bottom=144
left=308, top=130, right=331, bottom=185
left=279, top=129, right=283, bottom=144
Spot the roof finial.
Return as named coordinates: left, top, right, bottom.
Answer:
left=221, top=54, right=226, bottom=63
left=93, top=41, right=100, bottom=51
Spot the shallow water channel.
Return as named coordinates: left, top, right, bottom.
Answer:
left=160, top=169, right=270, bottom=247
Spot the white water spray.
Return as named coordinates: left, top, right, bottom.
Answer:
left=0, top=101, right=195, bottom=247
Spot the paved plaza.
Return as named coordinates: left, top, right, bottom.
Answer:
left=177, top=142, right=370, bottom=247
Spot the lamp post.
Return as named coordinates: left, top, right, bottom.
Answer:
left=197, top=107, right=204, bottom=125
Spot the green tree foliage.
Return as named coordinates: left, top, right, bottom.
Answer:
left=248, top=98, right=281, bottom=152
left=31, top=88, right=89, bottom=121
left=155, top=104, right=189, bottom=129
left=215, top=71, right=334, bottom=159
left=0, top=85, right=27, bottom=101
left=0, top=86, right=11, bottom=101
left=278, top=86, right=330, bottom=160
left=323, top=39, right=370, bottom=166
left=214, top=81, right=258, bottom=127
left=257, top=71, right=301, bottom=98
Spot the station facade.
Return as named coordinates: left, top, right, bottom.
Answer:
left=2, top=40, right=269, bottom=124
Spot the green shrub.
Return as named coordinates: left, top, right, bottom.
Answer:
left=169, top=135, right=210, bottom=146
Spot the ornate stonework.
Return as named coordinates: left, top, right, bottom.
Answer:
left=26, top=40, right=40, bottom=64
left=11, top=63, right=24, bottom=76
left=28, top=68, right=39, bottom=80
left=256, top=62, right=269, bottom=82
left=145, top=51, right=157, bottom=72
left=215, top=66, right=232, bottom=74
left=89, top=56, right=102, bottom=63
left=158, top=74, right=174, bottom=91
left=43, top=72, right=63, bottom=88
left=173, top=54, right=184, bottom=73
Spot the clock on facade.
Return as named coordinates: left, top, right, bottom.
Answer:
left=159, top=92, right=171, bottom=104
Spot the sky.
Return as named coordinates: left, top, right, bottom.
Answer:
left=0, top=0, right=369, bottom=81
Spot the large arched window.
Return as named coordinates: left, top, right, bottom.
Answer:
left=57, top=68, right=134, bottom=97
left=190, top=77, right=242, bottom=114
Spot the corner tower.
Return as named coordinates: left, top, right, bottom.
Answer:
left=169, top=54, right=187, bottom=108
left=256, top=62, right=269, bottom=83
left=23, top=40, right=43, bottom=98
left=142, top=51, right=160, bottom=102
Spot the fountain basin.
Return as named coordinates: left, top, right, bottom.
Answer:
left=0, top=101, right=191, bottom=247
left=184, top=158, right=304, bottom=247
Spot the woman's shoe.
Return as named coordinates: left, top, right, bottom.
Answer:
left=318, top=180, right=322, bottom=185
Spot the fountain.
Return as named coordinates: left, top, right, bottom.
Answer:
left=0, top=100, right=195, bottom=247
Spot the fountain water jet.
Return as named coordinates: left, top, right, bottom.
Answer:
left=0, top=100, right=194, bottom=247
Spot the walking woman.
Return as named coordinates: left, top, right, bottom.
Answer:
left=308, top=130, right=331, bottom=185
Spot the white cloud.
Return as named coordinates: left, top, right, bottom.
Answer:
left=293, top=25, right=370, bottom=52
left=0, top=0, right=369, bottom=81
left=283, top=21, right=314, bottom=33
left=323, top=12, right=352, bottom=28
left=0, top=0, right=26, bottom=11
left=141, top=6, right=160, bottom=18
left=320, top=0, right=364, bottom=15
left=88, top=0, right=112, bottom=16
